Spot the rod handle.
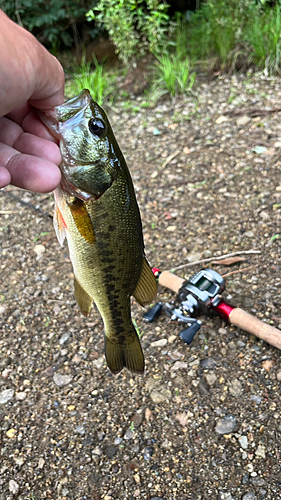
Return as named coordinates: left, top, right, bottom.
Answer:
left=158, top=270, right=184, bottom=293
left=229, top=307, right=281, bottom=350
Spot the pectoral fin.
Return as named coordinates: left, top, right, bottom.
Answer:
left=133, top=257, right=157, bottom=307
left=68, top=198, right=95, bottom=244
left=74, top=277, right=93, bottom=317
left=53, top=204, right=67, bottom=246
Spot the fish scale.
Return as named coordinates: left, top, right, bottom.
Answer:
left=41, top=89, right=157, bottom=374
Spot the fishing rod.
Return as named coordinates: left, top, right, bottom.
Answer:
left=143, top=267, right=281, bottom=350
left=2, top=189, right=280, bottom=349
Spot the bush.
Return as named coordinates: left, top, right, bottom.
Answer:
left=188, top=0, right=257, bottom=68
left=245, top=4, right=281, bottom=73
left=86, top=0, right=173, bottom=65
left=1, top=0, right=97, bottom=52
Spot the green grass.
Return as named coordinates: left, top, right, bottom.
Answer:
left=151, top=53, right=196, bottom=99
left=66, top=54, right=115, bottom=105
left=245, top=4, right=281, bottom=74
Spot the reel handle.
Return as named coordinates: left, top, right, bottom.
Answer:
left=158, top=270, right=281, bottom=351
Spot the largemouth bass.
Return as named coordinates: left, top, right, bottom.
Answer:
left=42, top=90, right=157, bottom=374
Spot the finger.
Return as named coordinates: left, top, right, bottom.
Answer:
left=0, top=116, right=23, bottom=146
left=14, top=132, right=61, bottom=165
left=0, top=166, right=11, bottom=189
left=0, top=143, right=61, bottom=192
left=0, top=117, right=61, bottom=164
left=6, top=107, right=58, bottom=143
left=29, top=56, right=65, bottom=110
left=22, top=109, right=58, bottom=142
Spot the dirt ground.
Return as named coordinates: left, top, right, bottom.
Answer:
left=1, top=73, right=281, bottom=500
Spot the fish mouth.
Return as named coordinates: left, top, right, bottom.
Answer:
left=39, top=90, right=93, bottom=137
left=55, top=90, right=92, bottom=124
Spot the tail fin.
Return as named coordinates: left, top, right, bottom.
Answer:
left=105, top=327, right=144, bottom=374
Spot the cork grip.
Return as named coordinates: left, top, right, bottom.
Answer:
left=158, top=270, right=185, bottom=293
left=229, top=308, right=281, bottom=350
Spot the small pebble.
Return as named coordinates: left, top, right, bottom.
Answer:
left=34, top=244, right=45, bottom=255
left=9, top=480, right=19, bottom=494
left=242, top=492, right=256, bottom=500
left=215, top=415, right=237, bottom=434
left=59, top=332, right=71, bottom=345
left=0, top=388, right=14, bottom=404
left=229, top=378, right=243, bottom=397
left=255, top=444, right=266, bottom=459
left=236, top=115, right=251, bottom=126
left=124, top=428, right=134, bottom=440
left=171, top=361, right=188, bottom=371
left=15, top=392, right=27, bottom=401
left=200, top=358, right=216, bottom=369
left=53, top=373, right=73, bottom=387
left=150, top=338, right=167, bottom=347
left=238, top=435, right=248, bottom=450
left=218, top=493, right=235, bottom=500
left=104, top=445, right=117, bottom=458
left=6, top=428, right=17, bottom=438
left=250, top=395, right=262, bottom=404
left=93, top=356, right=105, bottom=369
left=143, top=446, right=153, bottom=461
left=205, top=372, right=217, bottom=386
left=75, top=425, right=86, bottom=435
left=150, top=388, right=172, bottom=403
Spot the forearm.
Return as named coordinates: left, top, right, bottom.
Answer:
left=0, top=9, right=64, bottom=116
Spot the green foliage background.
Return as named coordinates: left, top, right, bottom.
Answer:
left=1, top=0, right=98, bottom=52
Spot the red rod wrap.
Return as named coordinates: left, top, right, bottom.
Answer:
left=212, top=302, right=235, bottom=322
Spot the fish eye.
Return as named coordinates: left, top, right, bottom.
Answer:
left=89, top=118, right=106, bottom=137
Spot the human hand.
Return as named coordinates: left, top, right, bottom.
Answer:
left=0, top=10, right=65, bottom=192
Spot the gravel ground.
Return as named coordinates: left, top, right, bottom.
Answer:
left=1, top=73, right=281, bottom=500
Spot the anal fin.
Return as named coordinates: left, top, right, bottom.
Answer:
left=133, top=257, right=157, bottom=307
left=74, top=277, right=93, bottom=317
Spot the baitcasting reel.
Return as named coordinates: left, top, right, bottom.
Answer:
left=143, top=268, right=225, bottom=344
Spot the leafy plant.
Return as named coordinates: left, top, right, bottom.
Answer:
left=245, top=4, right=281, bottom=73
left=86, top=0, right=172, bottom=65
left=151, top=53, right=196, bottom=99
left=1, top=0, right=96, bottom=51
left=188, top=0, right=257, bottom=68
left=67, top=54, right=115, bottom=105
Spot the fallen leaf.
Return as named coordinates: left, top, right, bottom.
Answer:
left=168, top=123, right=178, bottom=129
left=145, top=408, right=153, bottom=422
left=163, top=212, right=173, bottom=220
left=211, top=256, right=246, bottom=266
left=262, top=360, right=274, bottom=371
left=175, top=413, right=190, bottom=427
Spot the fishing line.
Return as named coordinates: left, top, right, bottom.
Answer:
left=0, top=189, right=53, bottom=220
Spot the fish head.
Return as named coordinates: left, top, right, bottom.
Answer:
left=41, top=90, right=120, bottom=201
